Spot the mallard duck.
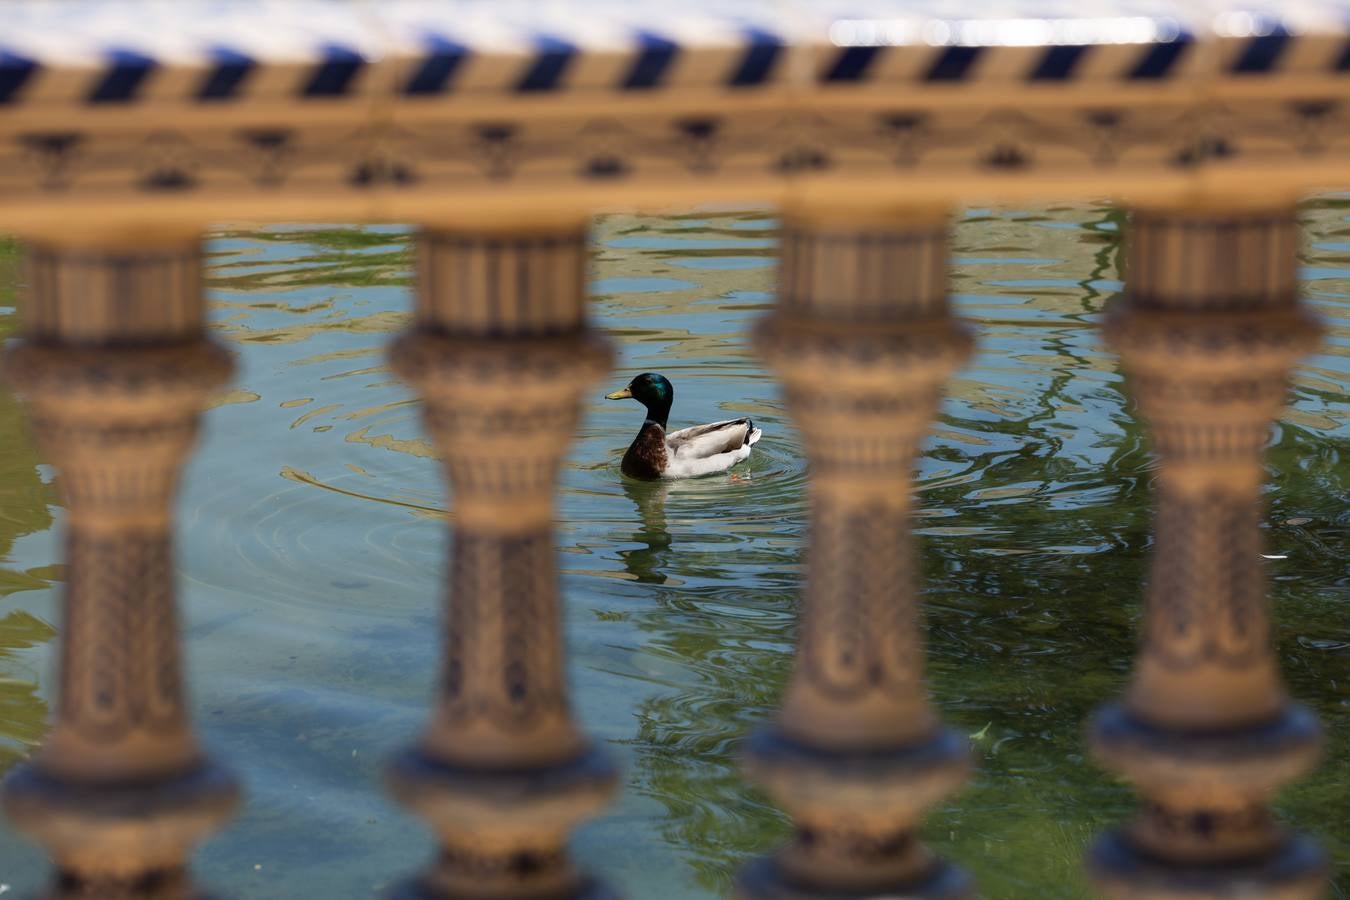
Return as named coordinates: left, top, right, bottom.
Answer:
left=606, top=373, right=762, bottom=479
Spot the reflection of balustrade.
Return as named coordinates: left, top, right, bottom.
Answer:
left=0, top=239, right=240, bottom=898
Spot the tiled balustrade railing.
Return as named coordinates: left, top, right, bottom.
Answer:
left=0, top=2, right=1344, bottom=898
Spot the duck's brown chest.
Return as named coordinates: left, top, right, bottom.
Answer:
left=621, top=423, right=667, bottom=479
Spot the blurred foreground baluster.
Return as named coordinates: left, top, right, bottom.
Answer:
left=740, top=210, right=974, bottom=899
left=386, top=225, right=617, bottom=900
left=0, top=237, right=240, bottom=899
left=1088, top=206, right=1327, bottom=898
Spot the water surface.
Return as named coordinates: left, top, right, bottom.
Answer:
left=0, top=204, right=1345, bottom=897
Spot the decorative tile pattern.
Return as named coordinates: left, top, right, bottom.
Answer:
left=0, top=1, right=1347, bottom=225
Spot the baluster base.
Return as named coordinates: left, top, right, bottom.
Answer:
left=386, top=744, right=617, bottom=900
left=738, top=728, right=972, bottom=900
left=391, top=882, right=618, bottom=900
left=1088, top=831, right=1326, bottom=900
left=390, top=876, right=619, bottom=900
left=3, top=761, right=240, bottom=897
left=738, top=857, right=970, bottom=900
left=48, top=868, right=208, bottom=900
left=1088, top=703, right=1325, bottom=899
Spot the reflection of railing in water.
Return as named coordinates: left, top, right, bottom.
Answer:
left=0, top=3, right=1344, bottom=898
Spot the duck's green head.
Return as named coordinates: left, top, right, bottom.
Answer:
left=606, top=372, right=673, bottom=427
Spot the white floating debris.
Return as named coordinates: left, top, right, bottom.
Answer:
left=1261, top=554, right=1288, bottom=560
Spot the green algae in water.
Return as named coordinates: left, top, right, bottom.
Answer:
left=0, top=206, right=1345, bottom=898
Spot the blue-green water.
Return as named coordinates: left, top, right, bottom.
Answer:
left=0, top=204, right=1345, bottom=898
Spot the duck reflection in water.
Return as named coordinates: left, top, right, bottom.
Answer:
left=619, top=476, right=674, bottom=584
left=616, top=457, right=760, bottom=586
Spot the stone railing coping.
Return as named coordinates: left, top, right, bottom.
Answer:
left=1, top=1, right=1348, bottom=229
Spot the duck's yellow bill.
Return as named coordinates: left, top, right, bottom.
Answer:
left=605, top=387, right=633, bottom=400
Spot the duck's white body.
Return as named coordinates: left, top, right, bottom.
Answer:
left=662, top=419, right=763, bottom=478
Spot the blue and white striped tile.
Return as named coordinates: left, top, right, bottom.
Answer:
left=1206, top=4, right=1350, bottom=78
left=802, top=0, right=1350, bottom=84
left=0, top=0, right=387, bottom=108
left=380, top=0, right=798, bottom=98
left=1, top=0, right=1348, bottom=114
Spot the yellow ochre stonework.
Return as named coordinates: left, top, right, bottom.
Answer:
left=1, top=3, right=1350, bottom=229
left=740, top=212, right=975, bottom=899
left=0, top=3, right=1341, bottom=899
left=0, top=241, right=240, bottom=900
left=1089, top=208, right=1327, bottom=900
left=385, top=227, right=619, bottom=900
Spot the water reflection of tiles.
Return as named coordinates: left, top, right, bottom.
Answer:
left=0, top=204, right=1345, bottom=898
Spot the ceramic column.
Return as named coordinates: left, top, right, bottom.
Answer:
left=740, top=209, right=974, bottom=899
left=1088, top=206, right=1327, bottom=897
left=0, top=237, right=240, bottom=898
left=386, top=225, right=617, bottom=899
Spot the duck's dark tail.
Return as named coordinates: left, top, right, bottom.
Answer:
left=744, top=418, right=762, bottom=446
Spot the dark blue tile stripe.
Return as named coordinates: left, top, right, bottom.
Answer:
left=517, top=35, right=573, bottom=92
left=1030, top=44, right=1088, bottom=80
left=1232, top=28, right=1290, bottom=74
left=198, top=46, right=254, bottom=100
left=0, top=50, right=37, bottom=104
left=1334, top=37, right=1350, bottom=71
left=823, top=45, right=879, bottom=82
left=623, top=31, right=677, bottom=89
left=730, top=29, right=781, bottom=87
left=1129, top=36, right=1191, bottom=79
left=404, top=34, right=468, bottom=95
left=304, top=44, right=364, bottom=97
left=89, top=48, right=155, bottom=103
left=924, top=45, right=980, bottom=81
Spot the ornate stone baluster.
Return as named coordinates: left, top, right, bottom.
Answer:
left=0, top=238, right=240, bottom=899
left=1088, top=207, right=1327, bottom=898
left=386, top=226, right=617, bottom=900
left=740, top=210, right=974, bottom=899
